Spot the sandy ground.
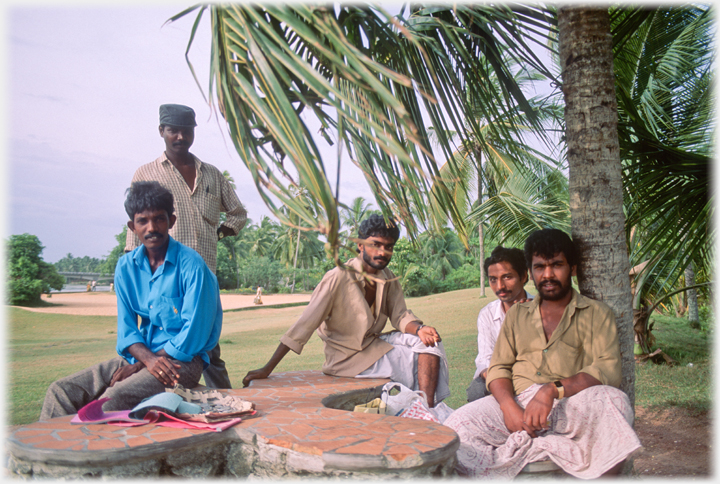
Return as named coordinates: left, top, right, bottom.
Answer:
left=12, top=292, right=312, bottom=316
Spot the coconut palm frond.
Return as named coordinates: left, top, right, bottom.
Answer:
left=613, top=5, right=714, bottom=295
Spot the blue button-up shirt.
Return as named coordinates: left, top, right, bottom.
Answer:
left=114, top=236, right=222, bottom=369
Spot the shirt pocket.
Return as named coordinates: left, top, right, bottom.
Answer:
left=199, top=193, right=221, bottom=226
left=149, top=296, right=184, bottom=332
left=545, top=339, right=583, bottom=375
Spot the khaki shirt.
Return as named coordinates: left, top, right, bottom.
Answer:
left=281, top=256, right=422, bottom=377
left=486, top=289, right=621, bottom=395
left=125, top=153, right=247, bottom=273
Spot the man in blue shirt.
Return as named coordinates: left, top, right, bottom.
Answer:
left=40, top=181, right=223, bottom=420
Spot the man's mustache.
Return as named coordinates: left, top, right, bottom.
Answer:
left=540, top=279, right=561, bottom=286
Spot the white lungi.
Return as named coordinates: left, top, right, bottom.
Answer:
left=356, top=331, right=451, bottom=405
left=444, top=384, right=642, bottom=479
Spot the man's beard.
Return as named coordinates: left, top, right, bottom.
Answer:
left=362, top=250, right=389, bottom=271
left=535, top=277, right=572, bottom=301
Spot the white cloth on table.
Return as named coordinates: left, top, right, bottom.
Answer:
left=444, top=384, right=642, bottom=479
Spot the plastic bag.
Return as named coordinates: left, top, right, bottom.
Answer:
left=429, top=401, right=454, bottom=423
left=380, top=382, right=428, bottom=417
left=399, top=399, right=440, bottom=423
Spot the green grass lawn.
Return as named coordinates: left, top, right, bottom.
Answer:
left=5, top=288, right=711, bottom=425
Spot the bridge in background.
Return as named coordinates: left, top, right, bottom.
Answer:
left=57, top=272, right=114, bottom=284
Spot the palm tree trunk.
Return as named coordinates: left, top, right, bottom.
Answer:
left=291, top=227, right=301, bottom=294
left=479, top=223, right=486, bottom=297
left=559, top=6, right=635, bottom=405
left=478, top=152, right=486, bottom=297
left=229, top=243, right=241, bottom=290
left=685, top=263, right=699, bottom=324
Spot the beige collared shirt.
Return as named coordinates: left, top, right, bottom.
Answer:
left=280, top=256, right=422, bottom=377
left=486, top=289, right=622, bottom=395
left=125, top=153, right=247, bottom=273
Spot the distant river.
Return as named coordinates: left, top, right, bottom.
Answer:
left=51, top=284, right=112, bottom=293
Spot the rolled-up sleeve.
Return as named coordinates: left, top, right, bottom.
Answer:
left=578, top=305, right=622, bottom=387
left=280, top=271, right=337, bottom=354
left=219, top=174, right=247, bottom=235
left=386, top=277, right=421, bottom=333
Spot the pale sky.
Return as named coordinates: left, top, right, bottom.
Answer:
left=6, top=3, right=375, bottom=263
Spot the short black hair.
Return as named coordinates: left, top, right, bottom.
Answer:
left=358, top=214, right=400, bottom=242
left=524, top=228, right=578, bottom=269
left=124, top=181, right=175, bottom=220
left=484, top=246, right=527, bottom=278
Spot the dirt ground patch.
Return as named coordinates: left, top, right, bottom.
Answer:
left=632, top=405, right=711, bottom=477
left=11, top=292, right=311, bottom=317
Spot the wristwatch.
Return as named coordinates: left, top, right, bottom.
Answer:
left=217, top=227, right=225, bottom=240
left=553, top=380, right=565, bottom=400
left=416, top=324, right=425, bottom=335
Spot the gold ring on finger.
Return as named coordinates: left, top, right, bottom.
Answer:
left=159, top=371, right=164, bottom=375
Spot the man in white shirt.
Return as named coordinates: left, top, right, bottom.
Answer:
left=466, top=246, right=532, bottom=402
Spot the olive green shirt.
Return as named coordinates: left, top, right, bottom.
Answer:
left=486, top=289, right=622, bottom=395
left=280, top=256, right=422, bottom=377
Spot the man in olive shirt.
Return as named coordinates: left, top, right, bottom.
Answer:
left=445, top=229, right=640, bottom=479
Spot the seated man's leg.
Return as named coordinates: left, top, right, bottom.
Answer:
left=357, top=332, right=450, bottom=406
left=444, top=392, right=515, bottom=476
left=202, top=343, right=232, bottom=389
left=417, top=353, right=439, bottom=407
left=40, top=356, right=128, bottom=420
left=100, top=356, right=203, bottom=412
left=466, top=375, right=490, bottom=402
left=445, top=384, right=642, bottom=479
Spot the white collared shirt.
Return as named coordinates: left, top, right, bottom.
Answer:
left=474, top=291, right=532, bottom=379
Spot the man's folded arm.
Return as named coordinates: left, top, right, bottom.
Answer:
left=165, top=265, right=221, bottom=361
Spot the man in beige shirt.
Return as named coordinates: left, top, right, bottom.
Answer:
left=445, top=228, right=640, bottom=479
left=125, top=104, right=247, bottom=389
left=242, top=215, right=450, bottom=408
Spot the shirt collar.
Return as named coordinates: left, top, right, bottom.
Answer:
left=348, top=255, right=390, bottom=282
left=132, top=236, right=178, bottom=274
left=495, top=290, right=533, bottom=320
left=525, top=288, right=587, bottom=312
left=159, top=152, right=202, bottom=171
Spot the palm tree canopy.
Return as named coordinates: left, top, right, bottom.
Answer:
left=171, top=3, right=557, bottom=261
left=612, top=5, right=714, bottom=301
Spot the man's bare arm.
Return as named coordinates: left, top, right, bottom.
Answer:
left=242, top=343, right=291, bottom=387
left=489, top=378, right=538, bottom=437
left=522, top=372, right=602, bottom=433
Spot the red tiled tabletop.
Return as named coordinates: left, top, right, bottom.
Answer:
left=7, top=371, right=459, bottom=471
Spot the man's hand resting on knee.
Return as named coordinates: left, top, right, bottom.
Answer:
left=127, top=343, right=182, bottom=387
left=409, top=321, right=442, bottom=347
left=109, top=362, right=144, bottom=386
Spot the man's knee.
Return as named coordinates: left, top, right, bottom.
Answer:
left=466, top=376, right=489, bottom=402
left=417, top=352, right=440, bottom=371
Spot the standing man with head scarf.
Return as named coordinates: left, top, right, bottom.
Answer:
left=125, top=104, right=247, bottom=389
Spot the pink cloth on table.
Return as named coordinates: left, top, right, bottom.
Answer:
left=71, top=398, right=242, bottom=432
